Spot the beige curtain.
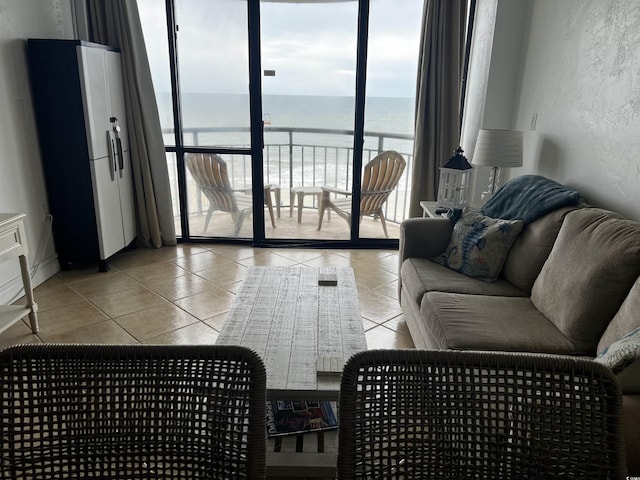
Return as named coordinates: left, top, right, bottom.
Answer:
left=86, top=0, right=176, bottom=247
left=409, top=0, right=468, bottom=218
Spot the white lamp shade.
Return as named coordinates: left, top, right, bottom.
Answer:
left=472, top=129, right=523, bottom=167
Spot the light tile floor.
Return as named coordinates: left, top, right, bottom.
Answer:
left=2, top=244, right=415, bottom=351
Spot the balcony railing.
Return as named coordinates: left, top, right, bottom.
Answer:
left=165, top=126, right=414, bottom=226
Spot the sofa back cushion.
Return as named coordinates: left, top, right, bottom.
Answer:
left=502, top=205, right=582, bottom=293
left=531, top=208, right=640, bottom=353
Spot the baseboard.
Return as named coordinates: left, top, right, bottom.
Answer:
left=0, top=254, right=60, bottom=305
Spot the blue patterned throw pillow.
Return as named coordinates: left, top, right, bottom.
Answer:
left=596, top=327, right=640, bottom=373
left=432, top=207, right=524, bottom=282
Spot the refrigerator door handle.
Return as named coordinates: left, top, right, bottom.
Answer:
left=107, top=130, right=116, bottom=181
left=116, top=137, right=124, bottom=175
left=110, top=117, right=125, bottom=176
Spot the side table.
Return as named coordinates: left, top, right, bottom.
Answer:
left=290, top=186, right=324, bottom=224
left=419, top=201, right=483, bottom=218
left=0, top=213, right=38, bottom=335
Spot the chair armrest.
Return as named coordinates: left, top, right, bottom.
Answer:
left=399, top=217, right=454, bottom=268
left=321, top=186, right=351, bottom=196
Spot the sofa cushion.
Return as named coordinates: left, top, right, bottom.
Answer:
left=420, top=292, right=585, bottom=354
left=598, top=275, right=640, bottom=355
left=401, top=257, right=527, bottom=306
left=531, top=208, right=640, bottom=354
left=432, top=207, right=524, bottom=282
left=501, top=205, right=581, bottom=293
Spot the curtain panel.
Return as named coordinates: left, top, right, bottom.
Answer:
left=86, top=0, right=176, bottom=248
left=410, top=0, right=468, bottom=218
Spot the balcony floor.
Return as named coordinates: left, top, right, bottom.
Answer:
left=184, top=206, right=401, bottom=240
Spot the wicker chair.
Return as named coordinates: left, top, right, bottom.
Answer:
left=317, top=151, right=406, bottom=237
left=0, top=344, right=267, bottom=479
left=337, top=349, right=623, bottom=480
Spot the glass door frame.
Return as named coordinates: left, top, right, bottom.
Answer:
left=163, top=0, right=267, bottom=244
left=162, top=0, right=402, bottom=249
left=258, top=0, right=388, bottom=248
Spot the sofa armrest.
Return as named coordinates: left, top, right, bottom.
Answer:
left=399, top=217, right=454, bottom=265
left=398, top=217, right=454, bottom=302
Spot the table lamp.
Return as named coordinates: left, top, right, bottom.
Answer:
left=472, top=129, right=523, bottom=200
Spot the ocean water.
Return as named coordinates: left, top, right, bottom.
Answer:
left=158, top=92, right=415, bottom=206
left=157, top=92, right=415, bottom=149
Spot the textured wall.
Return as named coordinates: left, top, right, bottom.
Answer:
left=514, top=0, right=640, bottom=221
left=0, top=0, right=75, bottom=303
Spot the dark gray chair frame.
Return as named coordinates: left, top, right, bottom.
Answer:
left=0, top=344, right=267, bottom=479
left=338, top=349, right=623, bottom=479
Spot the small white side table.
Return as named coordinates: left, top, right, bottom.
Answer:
left=290, top=186, right=324, bottom=224
left=0, top=213, right=38, bottom=335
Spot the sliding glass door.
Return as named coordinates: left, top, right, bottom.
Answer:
left=138, top=0, right=264, bottom=240
left=138, top=0, right=424, bottom=245
left=362, top=0, right=422, bottom=239
left=260, top=0, right=359, bottom=241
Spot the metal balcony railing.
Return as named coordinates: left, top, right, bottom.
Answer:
left=165, top=126, right=414, bottom=225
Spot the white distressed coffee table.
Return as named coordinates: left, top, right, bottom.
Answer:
left=216, top=266, right=367, bottom=478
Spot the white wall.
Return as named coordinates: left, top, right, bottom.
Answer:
left=513, top=0, right=640, bottom=221
left=0, top=0, right=75, bottom=304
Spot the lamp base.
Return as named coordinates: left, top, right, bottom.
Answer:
left=480, top=166, right=503, bottom=201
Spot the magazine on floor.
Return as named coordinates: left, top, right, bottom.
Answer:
left=266, top=400, right=338, bottom=437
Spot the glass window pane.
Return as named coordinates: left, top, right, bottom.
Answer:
left=175, top=0, right=251, bottom=148
left=185, top=153, right=254, bottom=238
left=137, top=0, right=175, bottom=146
left=362, top=0, right=422, bottom=239
left=261, top=0, right=358, bottom=241
left=165, top=152, right=181, bottom=237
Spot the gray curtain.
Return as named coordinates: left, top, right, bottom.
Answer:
left=409, top=0, right=468, bottom=218
left=86, top=0, right=176, bottom=248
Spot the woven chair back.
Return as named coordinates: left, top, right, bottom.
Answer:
left=338, top=349, right=623, bottom=480
left=0, top=344, right=267, bottom=479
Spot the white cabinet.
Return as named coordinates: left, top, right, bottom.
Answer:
left=90, top=149, right=136, bottom=261
left=28, top=40, right=136, bottom=271
left=79, top=46, right=136, bottom=262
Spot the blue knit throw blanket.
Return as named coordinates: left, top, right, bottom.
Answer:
left=480, top=175, right=582, bottom=224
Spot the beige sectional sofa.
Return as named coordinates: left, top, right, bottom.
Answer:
left=399, top=199, right=640, bottom=474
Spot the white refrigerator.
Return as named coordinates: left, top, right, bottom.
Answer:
left=79, top=45, right=136, bottom=265
left=28, top=40, right=136, bottom=271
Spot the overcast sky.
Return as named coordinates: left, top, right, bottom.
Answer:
left=138, top=0, right=423, bottom=98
